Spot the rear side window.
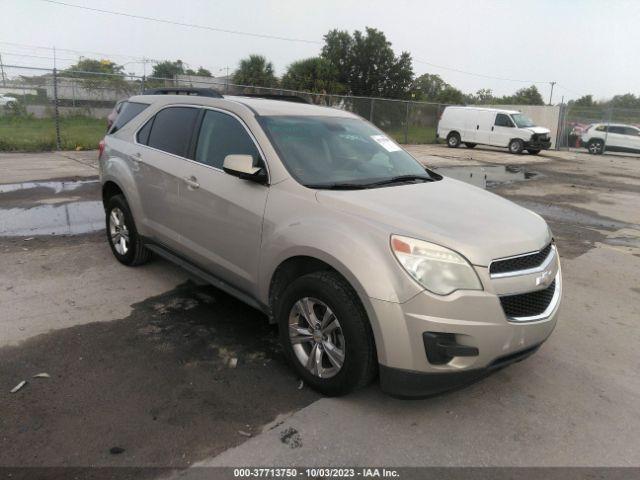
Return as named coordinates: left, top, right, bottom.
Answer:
left=147, top=107, right=200, bottom=157
left=109, top=101, right=149, bottom=134
left=623, top=127, right=639, bottom=136
left=194, top=110, right=260, bottom=169
left=136, top=119, right=153, bottom=145
left=495, top=114, right=513, bottom=127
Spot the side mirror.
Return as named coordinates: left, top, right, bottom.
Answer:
left=222, top=154, right=267, bottom=184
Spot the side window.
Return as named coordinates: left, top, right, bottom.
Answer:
left=595, top=125, right=607, bottom=132
left=109, top=102, right=149, bottom=134
left=495, top=114, right=513, bottom=127
left=137, top=118, right=153, bottom=145
left=194, top=110, right=260, bottom=169
left=147, top=107, right=200, bottom=157
left=608, top=126, right=624, bottom=135
left=623, top=127, right=639, bottom=136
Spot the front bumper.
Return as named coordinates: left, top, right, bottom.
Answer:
left=524, top=139, right=552, bottom=150
left=369, top=261, right=561, bottom=398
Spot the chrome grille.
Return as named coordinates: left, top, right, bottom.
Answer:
left=490, top=243, right=552, bottom=276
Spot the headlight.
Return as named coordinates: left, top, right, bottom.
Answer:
left=391, top=235, right=483, bottom=295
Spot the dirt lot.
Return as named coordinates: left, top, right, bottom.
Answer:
left=0, top=146, right=639, bottom=474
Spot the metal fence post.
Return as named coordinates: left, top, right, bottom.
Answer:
left=52, top=67, right=61, bottom=151
left=369, top=98, right=375, bottom=122
left=404, top=101, right=410, bottom=144
left=141, top=75, right=146, bottom=93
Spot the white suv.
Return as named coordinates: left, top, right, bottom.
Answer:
left=0, top=94, right=17, bottom=108
left=581, top=123, right=640, bottom=154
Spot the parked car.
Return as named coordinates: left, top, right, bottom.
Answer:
left=581, top=123, right=640, bottom=154
left=0, top=93, right=17, bottom=108
left=437, top=106, right=552, bottom=154
left=100, top=89, right=561, bottom=397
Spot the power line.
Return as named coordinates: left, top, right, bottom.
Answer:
left=0, top=40, right=158, bottom=62
left=413, top=59, right=549, bottom=84
left=38, top=0, right=321, bottom=45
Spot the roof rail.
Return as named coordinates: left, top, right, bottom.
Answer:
left=240, top=93, right=310, bottom=104
left=142, top=87, right=224, bottom=98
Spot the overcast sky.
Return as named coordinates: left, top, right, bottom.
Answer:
left=2, top=0, right=639, bottom=101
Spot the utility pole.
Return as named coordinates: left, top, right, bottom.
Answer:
left=549, top=81, right=556, bottom=106
left=52, top=46, right=61, bottom=150
left=0, top=53, right=6, bottom=87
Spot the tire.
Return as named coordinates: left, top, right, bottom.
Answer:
left=464, top=143, right=477, bottom=149
left=277, top=271, right=377, bottom=396
left=446, top=132, right=461, bottom=148
left=508, top=138, right=524, bottom=154
left=587, top=139, right=604, bottom=155
left=527, top=149, right=541, bottom=155
left=104, top=194, right=152, bottom=266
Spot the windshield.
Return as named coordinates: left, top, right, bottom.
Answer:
left=511, top=113, right=535, bottom=128
left=260, top=116, right=431, bottom=188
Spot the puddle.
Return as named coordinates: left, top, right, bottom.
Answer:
left=0, top=178, right=104, bottom=237
left=434, top=165, right=537, bottom=189
left=0, top=201, right=104, bottom=236
left=0, top=179, right=98, bottom=195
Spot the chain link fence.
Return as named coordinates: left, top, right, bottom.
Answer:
left=3, top=64, right=639, bottom=157
left=0, top=64, right=444, bottom=152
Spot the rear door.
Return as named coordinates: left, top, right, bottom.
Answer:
left=134, top=105, right=200, bottom=250
left=623, top=126, right=640, bottom=152
left=491, top=113, right=515, bottom=147
left=178, top=108, right=269, bottom=295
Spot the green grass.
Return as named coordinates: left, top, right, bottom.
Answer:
left=0, top=115, right=106, bottom=152
left=387, top=125, right=437, bottom=144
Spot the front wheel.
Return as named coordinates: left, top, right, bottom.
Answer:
left=277, top=271, right=377, bottom=396
left=105, top=194, right=152, bottom=266
left=508, top=138, right=524, bottom=154
left=587, top=139, right=604, bottom=155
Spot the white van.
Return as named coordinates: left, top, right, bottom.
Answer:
left=437, top=107, right=552, bottom=154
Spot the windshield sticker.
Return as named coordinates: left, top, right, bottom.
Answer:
left=371, top=135, right=401, bottom=152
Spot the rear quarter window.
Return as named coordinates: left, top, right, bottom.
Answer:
left=108, top=101, right=149, bottom=134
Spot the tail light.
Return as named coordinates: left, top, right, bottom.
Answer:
left=98, top=139, right=105, bottom=160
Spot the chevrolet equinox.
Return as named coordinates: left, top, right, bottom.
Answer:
left=99, top=88, right=562, bottom=397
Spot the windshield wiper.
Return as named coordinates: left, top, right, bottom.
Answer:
left=305, top=182, right=370, bottom=190
left=361, top=174, right=433, bottom=188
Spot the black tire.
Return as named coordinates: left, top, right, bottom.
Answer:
left=508, top=138, right=524, bottom=154
left=464, top=143, right=477, bottom=149
left=104, top=194, right=152, bottom=266
left=587, top=139, right=604, bottom=155
left=527, top=149, right=541, bottom=155
left=446, top=132, right=461, bottom=148
left=277, top=271, right=377, bottom=396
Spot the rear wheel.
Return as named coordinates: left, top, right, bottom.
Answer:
left=105, top=194, right=152, bottom=266
left=277, top=271, right=377, bottom=396
left=527, top=149, right=541, bottom=155
left=447, top=132, right=461, bottom=148
left=464, top=142, right=477, bottom=149
left=508, top=138, right=524, bottom=154
left=587, top=139, right=604, bottom=155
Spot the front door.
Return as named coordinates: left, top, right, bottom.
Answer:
left=178, top=108, right=269, bottom=295
left=491, top=113, right=516, bottom=147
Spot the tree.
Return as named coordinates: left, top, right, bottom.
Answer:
left=572, top=94, right=595, bottom=107
left=321, top=27, right=414, bottom=98
left=411, top=73, right=466, bottom=104
left=608, top=93, right=640, bottom=109
left=62, top=58, right=126, bottom=89
left=185, top=67, right=212, bottom=77
left=151, top=60, right=185, bottom=79
left=233, top=55, right=278, bottom=88
left=281, top=57, right=344, bottom=94
left=498, top=85, right=545, bottom=106
left=472, top=88, right=495, bottom=104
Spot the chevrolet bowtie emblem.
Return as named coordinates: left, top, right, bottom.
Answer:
left=535, top=269, right=554, bottom=287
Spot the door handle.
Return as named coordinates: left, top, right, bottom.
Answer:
left=491, top=126, right=494, bottom=131
left=476, top=125, right=479, bottom=130
left=183, top=176, right=200, bottom=190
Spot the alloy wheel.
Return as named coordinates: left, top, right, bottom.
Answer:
left=109, top=207, right=130, bottom=255
left=288, top=297, right=345, bottom=379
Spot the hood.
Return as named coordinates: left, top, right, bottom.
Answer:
left=527, top=126, right=551, bottom=135
left=316, top=178, right=550, bottom=266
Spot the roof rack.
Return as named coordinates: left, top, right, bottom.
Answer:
left=142, top=87, right=224, bottom=98
left=240, top=94, right=310, bottom=104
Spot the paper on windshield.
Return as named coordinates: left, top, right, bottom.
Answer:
left=371, top=135, right=402, bottom=152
